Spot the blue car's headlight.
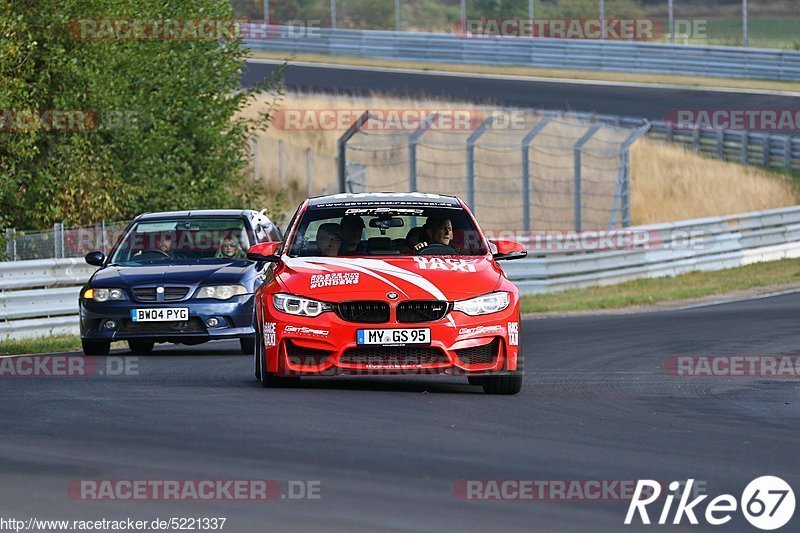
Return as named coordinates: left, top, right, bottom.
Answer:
left=83, top=288, right=127, bottom=302
left=452, top=292, right=510, bottom=316
left=195, top=285, right=248, bottom=300
left=273, top=293, right=332, bottom=317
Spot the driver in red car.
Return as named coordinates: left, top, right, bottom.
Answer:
left=414, top=217, right=454, bottom=252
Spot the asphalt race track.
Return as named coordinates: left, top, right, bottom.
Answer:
left=242, top=60, right=800, bottom=120
left=2, top=292, right=799, bottom=531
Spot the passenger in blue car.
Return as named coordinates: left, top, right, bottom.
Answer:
left=215, top=233, right=246, bottom=259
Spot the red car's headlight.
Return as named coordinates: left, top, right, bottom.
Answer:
left=273, top=293, right=333, bottom=317
left=452, top=292, right=510, bottom=316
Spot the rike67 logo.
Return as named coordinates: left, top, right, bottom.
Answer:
left=625, top=477, right=795, bottom=530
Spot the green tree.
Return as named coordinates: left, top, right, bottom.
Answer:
left=0, top=0, right=283, bottom=229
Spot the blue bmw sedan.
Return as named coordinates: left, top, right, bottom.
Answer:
left=79, top=209, right=281, bottom=355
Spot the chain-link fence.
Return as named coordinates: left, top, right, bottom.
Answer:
left=2, top=222, right=127, bottom=261
left=252, top=135, right=337, bottom=198
left=338, top=110, right=648, bottom=232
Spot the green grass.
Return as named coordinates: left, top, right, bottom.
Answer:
left=521, top=257, right=800, bottom=313
left=0, top=335, right=84, bottom=356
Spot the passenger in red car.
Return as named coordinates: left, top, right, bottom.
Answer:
left=315, top=223, right=343, bottom=257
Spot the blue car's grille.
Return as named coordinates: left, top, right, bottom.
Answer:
left=132, top=286, right=190, bottom=302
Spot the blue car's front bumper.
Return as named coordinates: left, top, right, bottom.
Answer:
left=80, top=295, right=255, bottom=344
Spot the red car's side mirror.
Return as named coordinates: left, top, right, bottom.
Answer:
left=247, top=241, right=282, bottom=262
left=490, top=240, right=527, bottom=261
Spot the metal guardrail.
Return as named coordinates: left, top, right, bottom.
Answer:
left=2, top=205, right=800, bottom=338
left=0, top=259, right=94, bottom=340
left=574, top=112, right=800, bottom=171
left=244, top=26, right=800, bottom=81
left=504, top=205, right=800, bottom=294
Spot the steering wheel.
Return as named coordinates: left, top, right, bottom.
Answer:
left=413, top=243, right=457, bottom=255
left=136, top=249, right=170, bottom=259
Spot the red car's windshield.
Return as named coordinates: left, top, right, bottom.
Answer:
left=287, top=206, right=487, bottom=257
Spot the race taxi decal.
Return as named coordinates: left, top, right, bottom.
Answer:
left=263, top=322, right=276, bottom=347
left=507, top=322, right=519, bottom=346
left=309, top=272, right=359, bottom=289
left=413, top=257, right=477, bottom=272
left=458, top=325, right=504, bottom=337
left=283, top=325, right=329, bottom=337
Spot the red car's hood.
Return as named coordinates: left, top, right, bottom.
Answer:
left=276, top=256, right=502, bottom=301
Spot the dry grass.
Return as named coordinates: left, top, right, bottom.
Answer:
left=239, top=92, right=799, bottom=226
left=631, top=138, right=798, bottom=224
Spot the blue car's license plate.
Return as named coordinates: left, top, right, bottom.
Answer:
left=131, top=308, right=189, bottom=322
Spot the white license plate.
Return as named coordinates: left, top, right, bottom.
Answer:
left=131, top=308, right=189, bottom=322
left=357, top=328, right=430, bottom=345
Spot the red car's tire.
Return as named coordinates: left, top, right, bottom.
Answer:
left=481, top=374, right=523, bottom=395
left=255, top=324, right=300, bottom=388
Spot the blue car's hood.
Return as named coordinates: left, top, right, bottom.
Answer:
left=91, top=261, right=252, bottom=287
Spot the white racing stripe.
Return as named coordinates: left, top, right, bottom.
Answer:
left=298, top=257, right=448, bottom=301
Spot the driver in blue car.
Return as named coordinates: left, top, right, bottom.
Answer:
left=413, top=217, right=454, bottom=253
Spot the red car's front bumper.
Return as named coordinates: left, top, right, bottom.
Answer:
left=261, top=306, right=520, bottom=377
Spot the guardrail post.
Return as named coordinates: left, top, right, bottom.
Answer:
left=337, top=111, right=371, bottom=193
left=692, top=127, right=701, bottom=152
left=408, top=112, right=439, bottom=193
left=521, top=118, right=552, bottom=233
left=762, top=134, right=771, bottom=167
left=741, top=132, right=750, bottom=165
left=716, top=130, right=725, bottom=158
left=573, top=124, right=601, bottom=232
left=466, top=116, right=495, bottom=216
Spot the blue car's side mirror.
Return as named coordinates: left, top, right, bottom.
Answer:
left=85, top=251, right=105, bottom=267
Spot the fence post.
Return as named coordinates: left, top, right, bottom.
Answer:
left=466, top=117, right=495, bottom=216
left=5, top=228, right=14, bottom=261
left=101, top=220, right=107, bottom=252
left=784, top=136, right=792, bottom=168
left=609, top=122, right=651, bottom=229
left=741, top=132, right=750, bottom=165
left=337, top=111, right=371, bottom=193
left=408, top=112, right=439, bottom=193
left=521, top=118, right=552, bottom=233
left=251, top=135, right=259, bottom=179
left=306, top=148, right=313, bottom=197
left=278, top=139, right=285, bottom=187
left=573, top=125, right=601, bottom=233
left=54, top=223, right=63, bottom=259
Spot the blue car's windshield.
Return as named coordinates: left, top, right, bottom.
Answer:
left=110, top=218, right=252, bottom=265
